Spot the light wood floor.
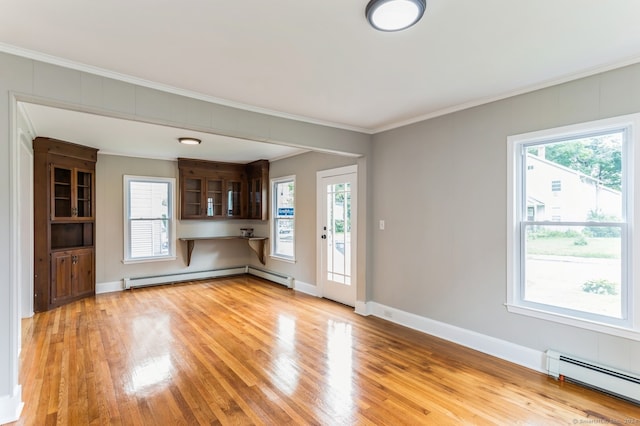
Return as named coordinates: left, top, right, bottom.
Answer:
left=11, top=276, right=640, bottom=425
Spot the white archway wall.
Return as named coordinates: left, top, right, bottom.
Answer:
left=17, top=121, right=34, bottom=321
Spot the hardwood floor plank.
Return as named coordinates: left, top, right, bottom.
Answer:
left=11, top=276, right=640, bottom=425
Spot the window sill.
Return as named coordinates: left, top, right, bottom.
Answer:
left=122, top=256, right=176, bottom=265
left=270, top=255, right=296, bottom=264
left=505, top=303, right=640, bottom=341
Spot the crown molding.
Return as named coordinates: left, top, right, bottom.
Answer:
left=372, top=55, right=640, bottom=134
left=4, top=42, right=640, bottom=137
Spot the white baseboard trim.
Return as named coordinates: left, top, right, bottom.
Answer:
left=355, top=300, right=370, bottom=316
left=365, top=301, right=546, bottom=374
left=0, top=385, right=23, bottom=425
left=98, top=267, right=294, bottom=292
left=293, top=280, right=319, bottom=297
left=96, top=281, right=124, bottom=294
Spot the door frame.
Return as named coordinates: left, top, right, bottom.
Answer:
left=18, top=128, right=34, bottom=319
left=316, top=165, right=358, bottom=305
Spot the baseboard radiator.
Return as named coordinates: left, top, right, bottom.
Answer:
left=124, top=266, right=294, bottom=290
left=546, top=350, right=640, bottom=404
left=246, top=266, right=294, bottom=288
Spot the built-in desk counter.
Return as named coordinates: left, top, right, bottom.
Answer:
left=179, top=236, right=268, bottom=266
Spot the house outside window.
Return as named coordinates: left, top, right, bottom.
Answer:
left=507, top=114, right=640, bottom=339
left=271, top=176, right=295, bottom=261
left=124, top=175, right=175, bottom=263
left=526, top=206, right=535, bottom=221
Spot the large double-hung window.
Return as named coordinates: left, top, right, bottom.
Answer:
left=124, top=175, right=176, bottom=263
left=507, top=114, right=640, bottom=338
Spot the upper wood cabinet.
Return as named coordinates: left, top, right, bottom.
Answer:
left=178, top=158, right=268, bottom=220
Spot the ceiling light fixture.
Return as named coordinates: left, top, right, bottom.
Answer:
left=366, top=0, right=426, bottom=32
left=178, top=137, right=201, bottom=145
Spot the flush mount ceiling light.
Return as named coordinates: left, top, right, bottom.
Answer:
left=366, top=0, right=426, bottom=32
left=178, top=137, right=201, bottom=145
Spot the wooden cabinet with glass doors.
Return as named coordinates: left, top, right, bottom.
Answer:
left=178, top=158, right=268, bottom=220
left=178, top=158, right=247, bottom=219
left=33, top=137, right=98, bottom=312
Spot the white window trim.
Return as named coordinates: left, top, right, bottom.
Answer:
left=506, top=113, right=640, bottom=341
left=270, top=175, right=296, bottom=262
left=123, top=175, right=176, bottom=264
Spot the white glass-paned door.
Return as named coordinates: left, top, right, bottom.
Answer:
left=318, top=167, right=357, bottom=307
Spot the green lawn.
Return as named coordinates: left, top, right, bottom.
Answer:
left=526, top=237, right=620, bottom=259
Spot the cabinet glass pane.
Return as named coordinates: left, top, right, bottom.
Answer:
left=248, top=180, right=253, bottom=217
left=76, top=171, right=92, bottom=217
left=249, top=178, right=261, bottom=218
left=184, top=178, right=202, bottom=216
left=207, top=179, right=223, bottom=216
left=53, top=167, right=72, bottom=217
left=227, top=181, right=242, bottom=217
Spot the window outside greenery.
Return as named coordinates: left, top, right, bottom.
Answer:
left=513, top=124, right=631, bottom=326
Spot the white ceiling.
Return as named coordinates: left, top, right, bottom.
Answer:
left=4, top=0, right=640, bottom=159
left=20, top=103, right=308, bottom=163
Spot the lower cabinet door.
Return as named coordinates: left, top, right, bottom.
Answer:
left=73, top=248, right=95, bottom=297
left=51, top=251, right=74, bottom=304
left=51, top=248, right=95, bottom=306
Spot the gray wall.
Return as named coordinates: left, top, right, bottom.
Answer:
left=371, top=63, right=640, bottom=375
left=265, top=151, right=360, bottom=286
left=96, top=155, right=266, bottom=284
